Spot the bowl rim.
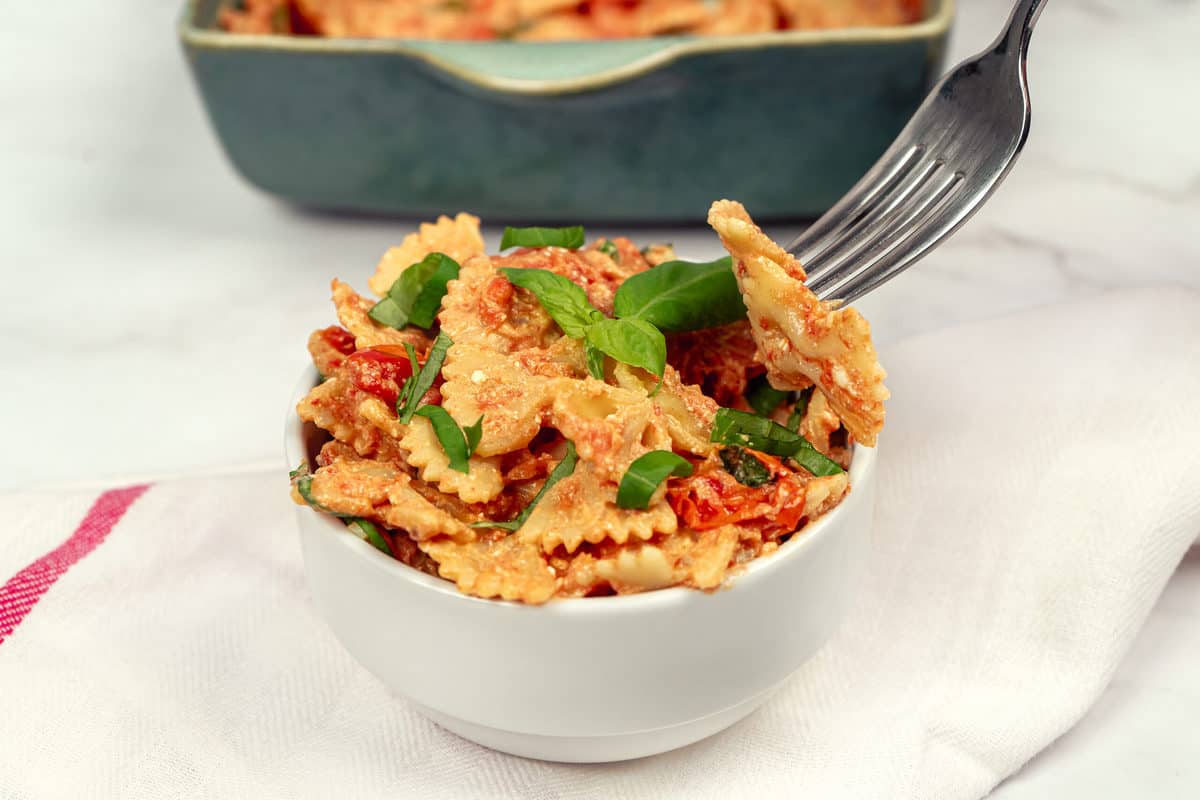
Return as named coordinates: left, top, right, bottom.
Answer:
left=286, top=364, right=877, bottom=616
left=180, top=0, right=954, bottom=96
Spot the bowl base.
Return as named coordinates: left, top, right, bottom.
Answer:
left=410, top=681, right=784, bottom=763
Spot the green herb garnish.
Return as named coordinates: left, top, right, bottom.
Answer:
left=499, top=267, right=602, bottom=338
left=598, top=240, right=620, bottom=263
left=415, top=405, right=473, bottom=473
left=346, top=518, right=391, bottom=555
left=583, top=318, right=666, bottom=393
left=500, top=226, right=586, bottom=250
left=786, top=387, right=814, bottom=432
left=473, top=441, right=578, bottom=531
left=369, top=252, right=460, bottom=330
left=500, top=267, right=666, bottom=388
left=718, top=446, right=774, bottom=488
left=612, top=256, right=745, bottom=332
left=710, top=408, right=843, bottom=477
left=745, top=375, right=792, bottom=418
left=463, top=414, right=484, bottom=457
left=584, top=341, right=606, bottom=380
left=396, top=333, right=451, bottom=423
left=616, top=451, right=693, bottom=510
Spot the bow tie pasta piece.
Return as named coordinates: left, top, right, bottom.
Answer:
left=368, top=213, right=485, bottom=298
left=708, top=199, right=888, bottom=446
left=517, top=461, right=678, bottom=555
left=354, top=394, right=505, bottom=504
left=549, top=382, right=673, bottom=484
left=295, top=456, right=475, bottom=544
left=798, top=389, right=845, bottom=460
left=419, top=536, right=558, bottom=604
left=331, top=279, right=434, bottom=351
left=298, top=377, right=390, bottom=457
left=400, top=415, right=505, bottom=504
left=439, top=342, right=558, bottom=457
left=610, top=362, right=718, bottom=457
left=598, top=524, right=744, bottom=593
left=440, top=254, right=562, bottom=353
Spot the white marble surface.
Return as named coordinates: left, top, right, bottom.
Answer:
left=1, top=0, right=1197, bottom=795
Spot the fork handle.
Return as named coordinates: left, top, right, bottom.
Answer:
left=997, top=0, right=1048, bottom=55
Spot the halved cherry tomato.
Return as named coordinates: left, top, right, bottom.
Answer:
left=319, top=326, right=357, bottom=356
left=668, top=453, right=807, bottom=537
left=343, top=346, right=418, bottom=405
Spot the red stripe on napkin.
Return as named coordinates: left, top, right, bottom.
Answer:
left=0, top=484, right=150, bottom=646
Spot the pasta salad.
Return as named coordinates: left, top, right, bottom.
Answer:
left=291, top=200, right=887, bottom=603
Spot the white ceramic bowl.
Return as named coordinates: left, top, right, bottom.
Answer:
left=285, top=366, right=876, bottom=762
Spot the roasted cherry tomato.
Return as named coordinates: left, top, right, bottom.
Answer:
left=343, top=346, right=417, bottom=405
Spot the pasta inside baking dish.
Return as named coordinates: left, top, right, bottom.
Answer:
left=291, top=200, right=887, bottom=603
left=222, top=0, right=924, bottom=41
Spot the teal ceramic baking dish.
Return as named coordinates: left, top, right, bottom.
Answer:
left=180, top=0, right=953, bottom=222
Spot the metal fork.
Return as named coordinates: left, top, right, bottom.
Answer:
left=791, top=0, right=1048, bottom=304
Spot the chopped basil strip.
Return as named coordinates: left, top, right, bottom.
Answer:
left=499, top=267, right=603, bottom=338
left=598, top=240, right=620, bottom=262
left=719, top=446, right=774, bottom=488
left=346, top=518, right=390, bottom=555
left=369, top=252, right=461, bottom=330
left=396, top=333, right=451, bottom=423
left=584, top=317, right=666, bottom=388
left=616, top=451, right=693, bottom=510
left=745, top=375, right=792, bottom=418
left=584, top=341, right=606, bottom=380
left=710, top=408, right=843, bottom=477
left=612, top=256, right=745, bottom=332
left=787, top=387, right=815, bottom=432
left=464, top=415, right=484, bottom=457
left=500, top=226, right=586, bottom=250
left=415, top=405, right=472, bottom=473
left=473, top=441, right=578, bottom=531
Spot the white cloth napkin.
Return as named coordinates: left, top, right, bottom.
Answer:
left=2, top=288, right=1198, bottom=800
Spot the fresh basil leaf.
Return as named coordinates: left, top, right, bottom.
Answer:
left=616, top=451, right=693, bottom=510
left=396, top=333, right=451, bottom=423
left=598, top=240, right=620, bottom=263
left=745, top=375, right=792, bottom=418
left=392, top=342, right=423, bottom=414
left=584, top=318, right=666, bottom=386
left=464, top=414, right=484, bottom=457
left=786, top=387, right=815, bottom=432
left=718, top=446, right=774, bottom=488
left=613, top=256, right=744, bottom=332
left=584, top=341, right=606, bottom=380
left=369, top=252, right=461, bottom=330
left=346, top=518, right=391, bottom=554
left=710, top=408, right=843, bottom=476
left=367, top=296, right=408, bottom=329
left=499, top=267, right=602, bottom=338
left=500, top=226, right=585, bottom=250
left=473, top=441, right=578, bottom=531
left=415, top=405, right=471, bottom=473
left=790, top=440, right=845, bottom=478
